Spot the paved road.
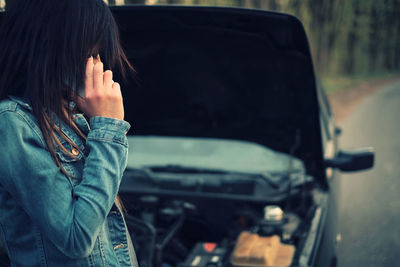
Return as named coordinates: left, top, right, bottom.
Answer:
left=337, top=81, right=400, bottom=267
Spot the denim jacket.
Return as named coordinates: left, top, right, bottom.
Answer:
left=0, top=96, right=138, bottom=267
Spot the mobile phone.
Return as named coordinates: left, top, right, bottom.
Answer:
left=76, top=85, right=85, bottom=98
left=64, top=78, right=85, bottom=98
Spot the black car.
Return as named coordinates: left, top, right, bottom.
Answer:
left=0, top=4, right=374, bottom=267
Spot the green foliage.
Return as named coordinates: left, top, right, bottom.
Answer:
left=321, top=72, right=400, bottom=94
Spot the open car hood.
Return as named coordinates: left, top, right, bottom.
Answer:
left=112, top=5, right=325, bottom=181
left=111, top=5, right=326, bottom=182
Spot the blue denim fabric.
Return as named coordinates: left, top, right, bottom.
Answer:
left=0, top=96, right=138, bottom=266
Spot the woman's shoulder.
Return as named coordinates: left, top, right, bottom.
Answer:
left=0, top=95, right=33, bottom=114
left=0, top=96, right=44, bottom=143
left=0, top=95, right=37, bottom=126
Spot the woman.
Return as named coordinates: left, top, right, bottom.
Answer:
left=0, top=0, right=138, bottom=266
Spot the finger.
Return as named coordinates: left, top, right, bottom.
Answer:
left=112, top=82, right=122, bottom=98
left=93, top=62, right=104, bottom=91
left=93, top=53, right=101, bottom=65
left=85, top=57, right=94, bottom=93
left=112, top=81, right=121, bottom=93
left=103, top=70, right=113, bottom=89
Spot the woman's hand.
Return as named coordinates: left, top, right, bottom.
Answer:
left=77, top=56, right=124, bottom=120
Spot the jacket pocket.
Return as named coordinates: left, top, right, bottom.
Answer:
left=55, top=143, right=84, bottom=163
left=55, top=139, right=85, bottom=186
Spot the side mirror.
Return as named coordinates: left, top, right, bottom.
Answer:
left=325, top=147, right=374, bottom=172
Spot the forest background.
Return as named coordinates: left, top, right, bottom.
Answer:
left=1, top=0, right=399, bottom=93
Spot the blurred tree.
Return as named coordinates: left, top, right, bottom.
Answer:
left=383, top=0, right=395, bottom=70
left=344, top=0, right=359, bottom=74
left=368, top=1, right=380, bottom=72
left=393, top=0, right=400, bottom=70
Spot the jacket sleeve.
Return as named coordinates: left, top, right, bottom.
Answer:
left=0, top=111, right=130, bottom=258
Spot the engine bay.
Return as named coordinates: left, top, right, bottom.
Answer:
left=120, top=170, right=321, bottom=267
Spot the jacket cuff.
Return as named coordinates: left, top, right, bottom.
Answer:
left=88, top=117, right=131, bottom=146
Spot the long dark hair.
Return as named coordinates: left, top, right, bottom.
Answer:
left=0, top=0, right=134, bottom=176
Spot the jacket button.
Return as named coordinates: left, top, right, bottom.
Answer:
left=71, top=148, right=79, bottom=156
left=114, top=243, right=125, bottom=250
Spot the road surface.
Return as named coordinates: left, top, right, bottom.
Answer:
left=337, top=81, right=400, bottom=267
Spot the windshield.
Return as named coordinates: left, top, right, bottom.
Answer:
left=127, top=136, right=305, bottom=175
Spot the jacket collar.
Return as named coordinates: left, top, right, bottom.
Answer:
left=8, top=95, right=90, bottom=136
left=8, top=95, right=32, bottom=111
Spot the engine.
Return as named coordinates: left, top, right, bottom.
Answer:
left=121, top=185, right=319, bottom=267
